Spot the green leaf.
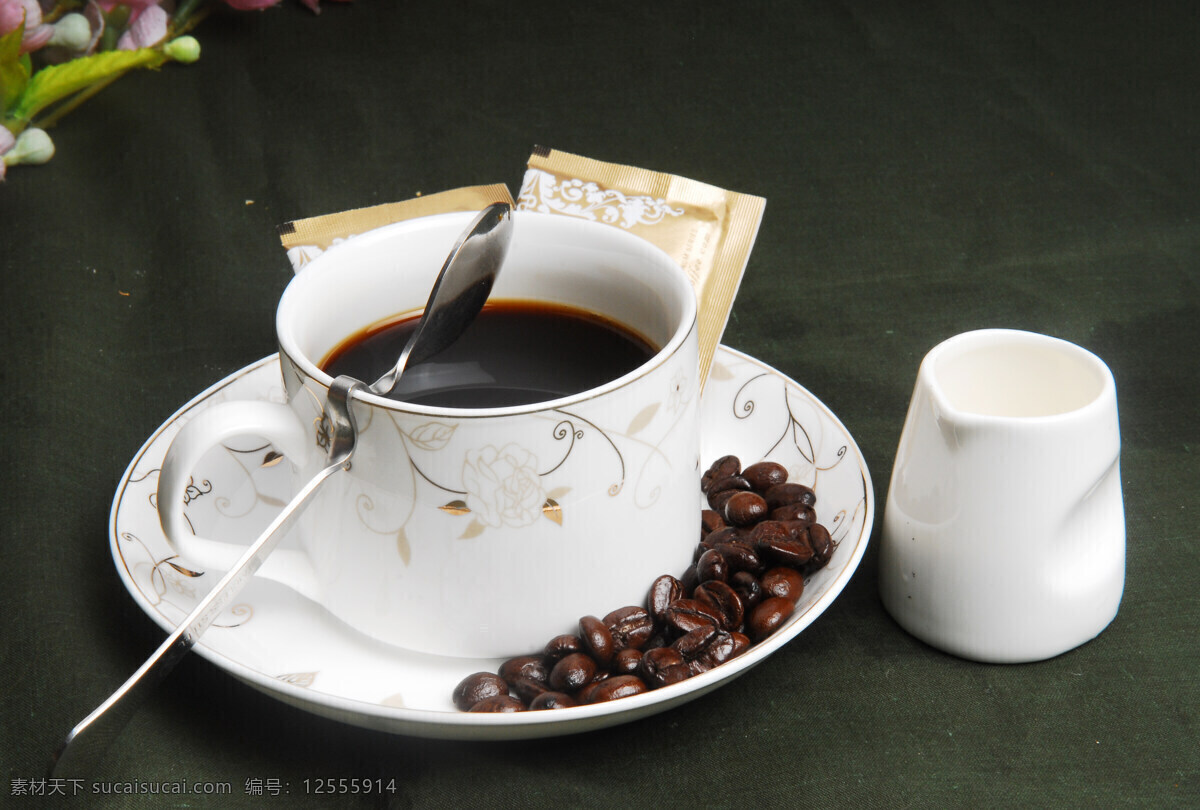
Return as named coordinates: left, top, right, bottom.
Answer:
left=0, top=26, right=22, bottom=63
left=11, top=48, right=168, bottom=123
left=0, top=27, right=30, bottom=117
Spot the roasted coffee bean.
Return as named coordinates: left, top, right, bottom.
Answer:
left=696, top=548, right=728, bottom=584
left=604, top=605, right=655, bottom=650
left=709, top=474, right=751, bottom=496
left=742, top=461, right=788, bottom=492
left=664, top=598, right=722, bottom=634
left=781, top=519, right=812, bottom=543
left=544, top=634, right=584, bottom=661
left=730, top=571, right=764, bottom=611
left=453, top=672, right=509, bottom=711
left=749, top=596, right=795, bottom=639
left=647, top=574, right=684, bottom=623
left=807, top=523, right=834, bottom=570
left=770, top=502, right=816, bottom=524
left=689, top=630, right=739, bottom=675
left=710, top=539, right=763, bottom=574
left=511, top=676, right=550, bottom=704
left=680, top=563, right=700, bottom=595
left=587, top=674, right=649, bottom=703
left=701, top=454, right=741, bottom=493
left=766, top=536, right=814, bottom=568
left=579, top=615, right=615, bottom=666
left=707, top=474, right=751, bottom=511
left=549, top=652, right=597, bottom=692
left=704, top=526, right=745, bottom=546
left=498, top=655, right=549, bottom=687
left=700, top=509, right=726, bottom=536
left=764, top=481, right=817, bottom=510
left=748, top=520, right=792, bottom=550
left=730, top=632, right=752, bottom=657
left=640, top=647, right=692, bottom=689
left=613, top=647, right=643, bottom=675
left=694, top=580, right=745, bottom=631
left=573, top=681, right=604, bottom=705
left=698, top=529, right=742, bottom=559
left=724, top=491, right=769, bottom=526
left=528, top=691, right=577, bottom=710
left=706, top=488, right=739, bottom=514
left=752, top=522, right=814, bottom=568
left=468, top=695, right=525, bottom=713
left=641, top=645, right=684, bottom=670
left=673, top=624, right=719, bottom=661
left=761, top=566, right=805, bottom=603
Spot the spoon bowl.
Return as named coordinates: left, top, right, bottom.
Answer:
left=371, top=202, right=512, bottom=396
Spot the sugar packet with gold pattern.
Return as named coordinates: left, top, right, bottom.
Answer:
left=277, top=184, right=514, bottom=273
left=515, top=146, right=765, bottom=387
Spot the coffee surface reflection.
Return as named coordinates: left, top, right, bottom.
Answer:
left=321, top=300, right=659, bottom=408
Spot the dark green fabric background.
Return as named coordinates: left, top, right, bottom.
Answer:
left=3, top=1, right=1197, bottom=807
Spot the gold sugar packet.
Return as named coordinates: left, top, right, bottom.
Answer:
left=516, top=146, right=765, bottom=387
left=277, top=184, right=515, bottom=273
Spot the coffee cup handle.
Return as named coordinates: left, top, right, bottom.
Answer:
left=157, top=401, right=323, bottom=603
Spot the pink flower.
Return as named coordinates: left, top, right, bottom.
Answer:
left=90, top=0, right=162, bottom=31
left=116, top=3, right=167, bottom=49
left=0, top=0, right=55, bottom=53
left=92, top=0, right=163, bottom=13
left=0, top=0, right=21, bottom=33
left=221, top=0, right=282, bottom=9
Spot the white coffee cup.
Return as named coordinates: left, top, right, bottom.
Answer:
left=880, top=329, right=1124, bottom=663
left=157, top=211, right=700, bottom=658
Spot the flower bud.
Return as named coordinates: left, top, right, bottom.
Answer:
left=163, top=35, right=200, bottom=64
left=48, top=12, right=91, bottom=51
left=4, top=128, right=55, bottom=166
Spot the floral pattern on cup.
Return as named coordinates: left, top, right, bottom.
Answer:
left=461, top=444, right=547, bottom=529
left=299, top=363, right=700, bottom=548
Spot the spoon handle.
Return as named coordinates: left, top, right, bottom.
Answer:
left=50, top=376, right=365, bottom=778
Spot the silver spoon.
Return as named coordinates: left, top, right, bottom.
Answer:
left=372, top=201, right=512, bottom=396
left=50, top=203, right=513, bottom=777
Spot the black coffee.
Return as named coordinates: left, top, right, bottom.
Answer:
left=321, top=300, right=659, bottom=408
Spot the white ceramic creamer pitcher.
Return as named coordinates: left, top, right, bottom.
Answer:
left=880, top=329, right=1125, bottom=663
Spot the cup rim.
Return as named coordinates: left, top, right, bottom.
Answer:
left=277, top=211, right=699, bottom=417
left=921, top=328, right=1116, bottom=423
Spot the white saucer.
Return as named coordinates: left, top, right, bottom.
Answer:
left=110, top=345, right=873, bottom=740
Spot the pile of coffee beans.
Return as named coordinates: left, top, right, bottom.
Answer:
left=452, top=455, right=836, bottom=712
